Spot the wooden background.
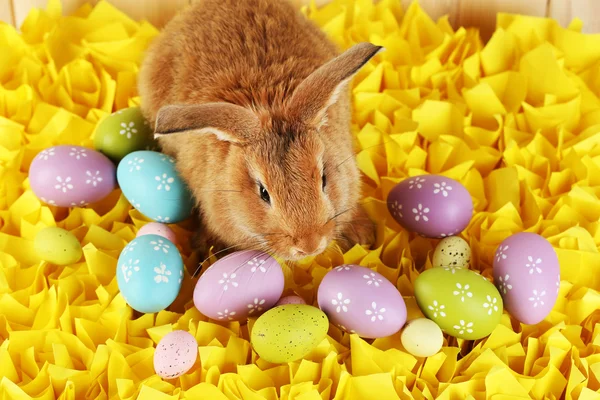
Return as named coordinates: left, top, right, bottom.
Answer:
left=1, top=0, right=599, bottom=41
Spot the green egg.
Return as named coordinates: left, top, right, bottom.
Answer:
left=415, top=267, right=503, bottom=340
left=93, top=107, right=155, bottom=162
left=250, top=304, right=329, bottom=364
left=34, top=227, right=83, bottom=265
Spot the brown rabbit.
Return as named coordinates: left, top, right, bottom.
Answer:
left=138, top=0, right=380, bottom=261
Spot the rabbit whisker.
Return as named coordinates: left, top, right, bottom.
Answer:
left=192, top=233, right=285, bottom=277
left=335, top=138, right=396, bottom=170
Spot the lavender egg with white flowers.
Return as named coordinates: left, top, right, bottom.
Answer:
left=317, top=265, right=407, bottom=338
left=387, top=175, right=473, bottom=238
left=493, top=232, right=560, bottom=325
left=30, top=145, right=116, bottom=207
left=193, top=250, right=284, bottom=321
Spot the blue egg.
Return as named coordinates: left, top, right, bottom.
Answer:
left=117, top=234, right=184, bottom=313
left=117, top=150, right=193, bottom=223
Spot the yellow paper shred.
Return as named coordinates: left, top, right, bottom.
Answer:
left=1, top=0, right=600, bottom=398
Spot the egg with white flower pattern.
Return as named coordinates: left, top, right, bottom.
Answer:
left=193, top=250, right=284, bottom=322
left=94, top=107, right=155, bottom=162
left=317, top=265, right=407, bottom=338
left=117, top=234, right=184, bottom=313
left=387, top=175, right=473, bottom=238
left=29, top=145, right=116, bottom=207
left=117, top=150, right=194, bottom=223
left=415, top=267, right=503, bottom=340
left=493, top=232, right=560, bottom=325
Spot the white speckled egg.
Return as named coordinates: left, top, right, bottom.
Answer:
left=432, top=236, right=471, bottom=268
left=193, top=250, right=284, bottom=321
left=154, top=330, right=198, bottom=379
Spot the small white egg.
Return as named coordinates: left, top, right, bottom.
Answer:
left=400, top=318, right=443, bottom=357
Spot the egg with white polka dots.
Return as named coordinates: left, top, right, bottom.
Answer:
left=493, top=232, right=560, bottom=325
left=94, top=107, right=155, bottom=162
left=193, top=250, right=284, bottom=322
left=29, top=145, right=116, bottom=208
left=387, top=175, right=473, bottom=238
left=317, top=265, right=407, bottom=338
left=117, top=234, right=184, bottom=313
left=117, top=150, right=194, bottom=223
left=415, top=267, right=503, bottom=340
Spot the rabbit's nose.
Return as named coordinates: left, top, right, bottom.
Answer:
left=292, top=237, right=328, bottom=257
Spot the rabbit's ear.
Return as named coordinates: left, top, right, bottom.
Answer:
left=154, top=103, right=261, bottom=143
left=287, top=42, right=383, bottom=128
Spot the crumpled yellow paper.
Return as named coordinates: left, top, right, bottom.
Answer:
left=1, top=0, right=600, bottom=398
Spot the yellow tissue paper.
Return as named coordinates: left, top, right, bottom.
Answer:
left=1, top=0, right=600, bottom=398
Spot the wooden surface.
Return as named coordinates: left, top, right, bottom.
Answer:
left=1, top=0, right=600, bottom=38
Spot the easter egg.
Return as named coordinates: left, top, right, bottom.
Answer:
left=400, top=318, right=444, bottom=357
left=117, top=151, right=193, bottom=223
left=387, top=175, right=473, bottom=238
left=94, top=107, right=155, bottom=162
left=193, top=250, right=284, bottom=321
left=117, top=234, right=183, bottom=313
left=137, top=222, right=177, bottom=245
left=154, top=330, right=198, bottom=379
left=34, top=227, right=82, bottom=265
left=317, top=265, right=407, bottom=338
left=493, top=232, right=560, bottom=325
left=432, top=236, right=471, bottom=268
left=415, top=267, right=503, bottom=340
left=276, top=295, right=306, bottom=306
left=251, top=304, right=328, bottom=363
left=30, top=145, right=116, bottom=207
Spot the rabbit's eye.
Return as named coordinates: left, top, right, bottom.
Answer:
left=322, top=173, right=327, bottom=191
left=258, top=182, right=271, bottom=205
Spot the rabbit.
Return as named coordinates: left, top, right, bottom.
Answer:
left=137, top=0, right=381, bottom=262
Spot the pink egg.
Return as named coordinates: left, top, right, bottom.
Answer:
left=276, top=295, right=306, bottom=306
left=193, top=250, right=284, bottom=321
left=137, top=222, right=177, bottom=244
left=154, top=330, right=198, bottom=379
left=493, top=232, right=560, bottom=325
left=387, top=175, right=473, bottom=238
left=317, top=265, right=407, bottom=338
left=30, top=145, right=116, bottom=207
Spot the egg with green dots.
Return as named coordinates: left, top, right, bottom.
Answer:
left=94, top=107, right=155, bottom=162
left=432, top=236, right=471, bottom=268
left=415, top=267, right=503, bottom=340
left=251, top=304, right=329, bottom=364
left=34, top=227, right=83, bottom=265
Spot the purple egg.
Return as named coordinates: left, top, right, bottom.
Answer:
left=493, top=233, right=560, bottom=325
left=317, top=265, right=407, bottom=338
left=193, top=250, right=284, bottom=321
left=387, top=175, right=473, bottom=238
left=276, top=295, right=306, bottom=306
left=29, top=145, right=116, bottom=207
